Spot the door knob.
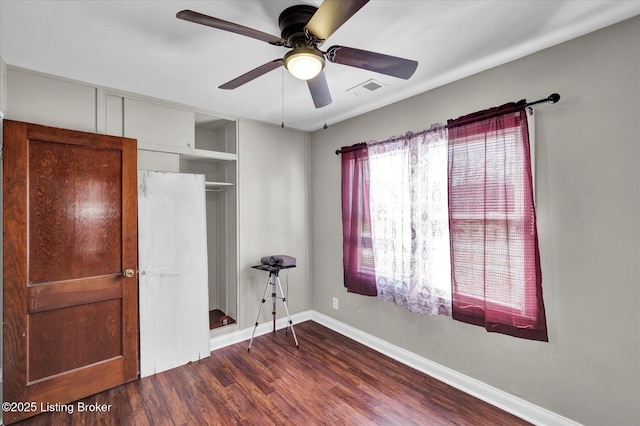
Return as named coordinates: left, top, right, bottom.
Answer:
left=123, top=269, right=135, bottom=278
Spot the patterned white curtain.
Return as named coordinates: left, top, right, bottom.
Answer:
left=367, top=124, right=451, bottom=316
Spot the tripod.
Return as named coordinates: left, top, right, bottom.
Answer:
left=248, top=265, right=299, bottom=351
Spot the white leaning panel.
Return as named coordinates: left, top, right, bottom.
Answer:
left=137, top=170, right=210, bottom=377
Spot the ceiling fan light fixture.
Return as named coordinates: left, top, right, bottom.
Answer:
left=284, top=47, right=325, bottom=80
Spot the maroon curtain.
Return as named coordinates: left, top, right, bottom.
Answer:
left=341, top=143, right=377, bottom=296
left=447, top=101, right=548, bottom=341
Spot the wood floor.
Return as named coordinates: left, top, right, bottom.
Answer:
left=11, top=321, right=531, bottom=425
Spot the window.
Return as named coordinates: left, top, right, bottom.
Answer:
left=447, top=102, right=547, bottom=341
left=449, top=123, right=531, bottom=309
left=341, top=144, right=377, bottom=296
left=367, top=126, right=451, bottom=316
left=340, top=101, right=548, bottom=341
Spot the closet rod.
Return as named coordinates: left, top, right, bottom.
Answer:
left=334, top=93, right=560, bottom=155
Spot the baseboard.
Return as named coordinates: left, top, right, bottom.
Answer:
left=209, top=311, right=312, bottom=351
left=209, top=310, right=578, bottom=425
left=309, top=311, right=581, bottom=426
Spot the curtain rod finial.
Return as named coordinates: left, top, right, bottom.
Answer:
left=526, top=93, right=561, bottom=108
left=335, top=149, right=342, bottom=155
left=548, top=93, right=560, bottom=104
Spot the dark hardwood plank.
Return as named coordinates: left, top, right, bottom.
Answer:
left=12, top=321, right=531, bottom=425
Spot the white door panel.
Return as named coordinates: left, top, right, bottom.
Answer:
left=138, top=170, right=210, bottom=377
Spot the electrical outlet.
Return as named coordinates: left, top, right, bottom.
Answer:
left=332, top=297, right=339, bottom=310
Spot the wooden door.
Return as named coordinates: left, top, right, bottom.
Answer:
left=2, top=120, right=139, bottom=424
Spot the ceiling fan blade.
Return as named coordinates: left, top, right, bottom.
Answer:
left=219, top=59, right=283, bottom=90
left=326, top=46, right=418, bottom=79
left=307, top=70, right=332, bottom=108
left=305, top=0, right=369, bottom=41
left=177, top=10, right=283, bottom=45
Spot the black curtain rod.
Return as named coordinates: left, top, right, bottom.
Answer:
left=525, top=93, right=560, bottom=107
left=335, top=93, right=560, bottom=155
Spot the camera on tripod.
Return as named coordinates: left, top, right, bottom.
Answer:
left=260, top=255, right=296, bottom=268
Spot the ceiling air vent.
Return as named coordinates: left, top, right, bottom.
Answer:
left=346, top=78, right=388, bottom=97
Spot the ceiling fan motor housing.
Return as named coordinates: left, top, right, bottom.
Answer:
left=278, top=5, right=318, bottom=47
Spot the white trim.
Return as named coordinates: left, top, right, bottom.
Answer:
left=209, top=311, right=311, bottom=351
left=212, top=310, right=581, bottom=426
left=96, top=87, right=105, bottom=134
left=309, top=311, right=581, bottom=426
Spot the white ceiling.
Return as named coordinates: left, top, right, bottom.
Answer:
left=1, top=1, right=638, bottom=132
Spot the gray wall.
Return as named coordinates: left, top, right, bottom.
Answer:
left=310, top=16, right=640, bottom=426
left=237, top=118, right=311, bottom=328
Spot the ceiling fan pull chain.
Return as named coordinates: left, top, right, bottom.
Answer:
left=281, top=67, right=285, bottom=129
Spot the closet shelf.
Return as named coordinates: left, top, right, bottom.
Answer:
left=138, top=142, right=237, bottom=162
left=205, top=181, right=234, bottom=191
left=184, top=149, right=237, bottom=162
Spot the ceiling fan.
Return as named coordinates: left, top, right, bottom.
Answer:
left=176, top=0, right=418, bottom=108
